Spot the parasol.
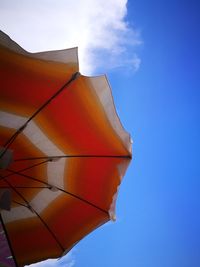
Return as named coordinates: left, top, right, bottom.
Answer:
left=0, top=30, right=132, bottom=267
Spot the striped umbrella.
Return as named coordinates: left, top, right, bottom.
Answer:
left=0, top=30, right=132, bottom=267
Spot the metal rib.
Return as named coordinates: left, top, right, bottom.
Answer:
left=0, top=72, right=80, bottom=159
left=3, top=179, right=65, bottom=253
left=4, top=168, right=109, bottom=216
left=14, top=154, right=132, bottom=161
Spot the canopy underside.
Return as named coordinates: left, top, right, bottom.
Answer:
left=0, top=30, right=132, bottom=266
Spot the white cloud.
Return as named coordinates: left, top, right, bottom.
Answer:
left=26, top=250, right=75, bottom=267
left=27, top=258, right=58, bottom=267
left=0, top=0, right=141, bottom=75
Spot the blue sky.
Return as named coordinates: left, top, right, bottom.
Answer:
left=1, top=0, right=200, bottom=266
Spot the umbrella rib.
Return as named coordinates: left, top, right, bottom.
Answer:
left=3, top=182, right=65, bottom=253
left=12, top=200, right=29, bottom=208
left=3, top=179, right=31, bottom=207
left=59, top=187, right=109, bottom=215
left=0, top=186, right=49, bottom=189
left=14, top=154, right=132, bottom=161
left=0, top=159, right=49, bottom=182
left=0, top=72, right=80, bottom=159
left=5, top=169, right=109, bottom=216
left=24, top=72, right=80, bottom=125
left=30, top=209, right=65, bottom=253
left=3, top=169, right=51, bottom=187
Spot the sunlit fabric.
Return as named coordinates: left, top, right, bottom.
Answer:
left=0, top=31, right=132, bottom=267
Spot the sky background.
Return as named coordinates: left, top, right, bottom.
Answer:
left=0, top=0, right=200, bottom=266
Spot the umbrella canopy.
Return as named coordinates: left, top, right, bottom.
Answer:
left=0, top=30, right=132, bottom=267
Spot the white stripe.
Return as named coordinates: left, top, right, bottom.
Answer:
left=89, top=76, right=132, bottom=154
left=24, top=122, right=64, bottom=157
left=0, top=111, right=64, bottom=157
left=2, top=206, right=35, bottom=222
left=0, top=111, right=67, bottom=222
left=0, top=111, right=26, bottom=129
left=30, top=189, right=62, bottom=214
